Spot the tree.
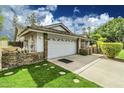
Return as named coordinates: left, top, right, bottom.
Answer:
left=82, top=27, right=87, bottom=35
left=0, top=15, right=3, bottom=31
left=12, top=15, right=19, bottom=41
left=12, top=15, right=18, bottom=28
left=0, top=36, right=8, bottom=40
left=95, top=18, right=124, bottom=42
left=87, top=26, right=91, bottom=35
left=91, top=33, right=101, bottom=41
left=25, top=12, right=38, bottom=26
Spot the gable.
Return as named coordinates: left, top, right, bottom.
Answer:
left=50, top=26, right=67, bottom=32
left=45, top=23, right=72, bottom=34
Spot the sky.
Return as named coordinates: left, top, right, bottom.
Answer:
left=0, top=5, right=124, bottom=40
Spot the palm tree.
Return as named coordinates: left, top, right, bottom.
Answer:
left=82, top=27, right=87, bottom=35
left=87, top=26, right=91, bottom=36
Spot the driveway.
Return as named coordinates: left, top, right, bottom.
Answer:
left=49, top=54, right=100, bottom=72
left=79, top=58, right=124, bottom=88
left=49, top=54, right=124, bottom=88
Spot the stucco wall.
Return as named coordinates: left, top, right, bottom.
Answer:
left=36, top=33, right=44, bottom=52
left=23, top=32, right=44, bottom=53
left=24, top=32, right=37, bottom=52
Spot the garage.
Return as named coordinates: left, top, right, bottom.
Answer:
left=48, top=35, right=77, bottom=59
left=19, top=23, right=82, bottom=59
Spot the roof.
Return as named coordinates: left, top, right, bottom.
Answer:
left=18, top=23, right=82, bottom=38
left=45, top=23, right=72, bottom=33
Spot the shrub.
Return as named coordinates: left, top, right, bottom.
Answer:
left=79, top=48, right=88, bottom=56
left=123, top=42, right=124, bottom=49
left=101, top=42, right=123, bottom=58
left=0, top=36, right=8, bottom=41
left=96, top=41, right=103, bottom=53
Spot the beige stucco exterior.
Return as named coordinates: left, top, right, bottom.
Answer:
left=16, top=23, right=87, bottom=59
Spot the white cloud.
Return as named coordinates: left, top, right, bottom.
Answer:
left=54, top=13, right=113, bottom=34
left=0, top=5, right=114, bottom=40
left=0, top=5, right=57, bottom=40
left=46, top=5, right=57, bottom=11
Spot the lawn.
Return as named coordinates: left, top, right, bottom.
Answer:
left=117, top=50, right=124, bottom=60
left=0, top=61, right=100, bottom=88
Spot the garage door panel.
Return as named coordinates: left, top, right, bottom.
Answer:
left=48, top=39, right=76, bottom=58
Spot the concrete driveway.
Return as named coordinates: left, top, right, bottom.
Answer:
left=78, top=58, right=124, bottom=88
left=49, top=54, right=100, bottom=72
left=49, top=54, right=124, bottom=88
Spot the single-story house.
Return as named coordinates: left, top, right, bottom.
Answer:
left=15, top=23, right=87, bottom=59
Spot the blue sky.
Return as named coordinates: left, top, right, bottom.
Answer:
left=29, top=5, right=124, bottom=18
left=0, top=5, right=123, bottom=40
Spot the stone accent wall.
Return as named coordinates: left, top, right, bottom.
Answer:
left=2, top=51, right=44, bottom=69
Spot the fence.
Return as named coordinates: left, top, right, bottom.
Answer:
left=0, top=40, right=8, bottom=48
left=9, top=41, right=23, bottom=48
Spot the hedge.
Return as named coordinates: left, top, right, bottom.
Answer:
left=101, top=42, right=123, bottom=58
left=96, top=41, right=103, bottom=53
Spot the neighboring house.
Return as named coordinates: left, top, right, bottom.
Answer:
left=15, top=23, right=87, bottom=59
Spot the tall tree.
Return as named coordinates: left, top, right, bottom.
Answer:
left=87, top=26, right=91, bottom=35
left=0, top=15, right=3, bottom=31
left=82, top=27, right=87, bottom=35
left=95, top=18, right=124, bottom=42
left=12, top=15, right=19, bottom=41
left=26, top=12, right=38, bottom=26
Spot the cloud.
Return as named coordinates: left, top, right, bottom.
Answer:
left=54, top=13, right=113, bottom=34
left=34, top=7, right=54, bottom=26
left=0, top=5, right=57, bottom=40
left=0, top=5, right=114, bottom=40
left=46, top=5, right=57, bottom=11
left=73, top=7, right=80, bottom=14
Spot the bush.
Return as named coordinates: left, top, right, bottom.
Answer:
left=123, top=42, right=124, bottom=49
left=96, top=41, right=103, bottom=53
left=79, top=48, right=88, bottom=56
left=0, top=36, right=8, bottom=41
left=101, top=42, right=123, bottom=58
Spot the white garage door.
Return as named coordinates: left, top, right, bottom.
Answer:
left=48, top=38, right=77, bottom=59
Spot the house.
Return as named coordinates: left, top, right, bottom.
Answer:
left=15, top=23, right=87, bottom=59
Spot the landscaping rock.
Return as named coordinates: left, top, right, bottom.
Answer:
left=35, top=65, right=40, bottom=68
left=43, top=64, right=48, bottom=66
left=59, top=71, right=66, bottom=75
left=50, top=66, right=55, bottom=69
left=4, top=72, right=14, bottom=76
left=73, top=79, right=80, bottom=83
left=22, top=68, right=27, bottom=71
left=47, top=68, right=50, bottom=70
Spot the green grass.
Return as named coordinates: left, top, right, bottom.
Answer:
left=117, top=50, right=124, bottom=60
left=0, top=61, right=100, bottom=88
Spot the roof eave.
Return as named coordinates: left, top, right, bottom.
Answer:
left=19, top=27, right=81, bottom=38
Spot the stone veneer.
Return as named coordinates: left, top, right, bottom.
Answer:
left=2, top=51, right=44, bottom=69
